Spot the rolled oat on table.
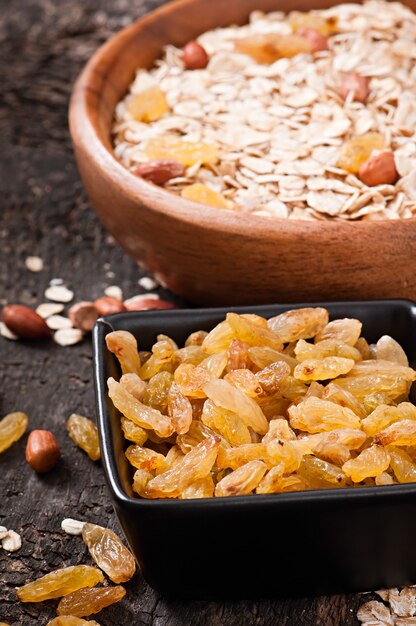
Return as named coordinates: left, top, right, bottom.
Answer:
left=113, top=0, right=416, bottom=221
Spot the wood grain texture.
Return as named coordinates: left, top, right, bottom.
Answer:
left=70, top=0, right=416, bottom=306
left=0, top=0, right=378, bottom=623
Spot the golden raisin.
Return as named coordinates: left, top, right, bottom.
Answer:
left=146, top=136, right=218, bottom=166
left=82, top=523, right=136, bottom=584
left=17, top=565, right=104, bottom=602
left=235, top=33, right=312, bottom=64
left=127, top=87, right=168, bottom=122
left=181, top=184, right=229, bottom=209
left=67, top=414, right=100, bottom=461
left=57, top=585, right=126, bottom=617
left=0, top=412, right=28, bottom=454
left=337, top=132, right=385, bottom=174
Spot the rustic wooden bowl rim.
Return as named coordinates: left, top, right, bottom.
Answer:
left=69, top=0, right=416, bottom=233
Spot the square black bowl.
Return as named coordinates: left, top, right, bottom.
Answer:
left=93, top=300, right=416, bottom=600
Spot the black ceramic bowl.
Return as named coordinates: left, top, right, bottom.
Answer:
left=93, top=300, right=416, bottom=600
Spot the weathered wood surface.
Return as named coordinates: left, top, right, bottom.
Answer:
left=0, top=0, right=371, bottom=623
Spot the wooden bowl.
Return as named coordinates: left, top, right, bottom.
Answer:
left=69, top=0, right=416, bottom=306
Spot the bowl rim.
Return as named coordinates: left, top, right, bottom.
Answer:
left=93, top=299, right=416, bottom=511
left=69, top=0, right=416, bottom=231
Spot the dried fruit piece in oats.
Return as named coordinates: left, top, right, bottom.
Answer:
left=127, top=87, right=168, bottom=122
left=144, top=435, right=220, bottom=498
left=389, top=447, right=416, bottom=483
left=181, top=183, right=229, bottom=209
left=294, top=357, right=355, bottom=381
left=201, top=399, right=251, bottom=446
left=47, top=618, right=101, bottom=626
left=342, top=445, right=390, bottom=482
left=288, top=397, right=361, bottom=432
left=67, top=414, right=100, bottom=461
left=337, top=132, right=385, bottom=174
left=167, top=383, right=193, bottom=434
left=17, top=565, right=104, bottom=602
left=82, top=523, right=136, bottom=583
left=375, top=420, right=416, bottom=447
left=57, top=585, right=126, bottom=617
left=235, top=33, right=312, bottom=64
left=203, top=378, right=268, bottom=434
left=215, top=460, right=267, bottom=497
left=0, top=412, right=28, bottom=454
left=108, top=377, right=174, bottom=437
left=288, top=11, right=337, bottom=36
left=146, top=136, right=218, bottom=166
left=267, top=308, right=329, bottom=343
left=227, top=313, right=283, bottom=351
left=105, top=331, right=142, bottom=376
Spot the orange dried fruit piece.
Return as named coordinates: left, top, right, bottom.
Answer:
left=342, top=445, right=390, bottom=482
left=215, top=459, right=268, bottom=497
left=67, top=414, right=101, bottom=462
left=235, top=33, right=312, bottom=64
left=288, top=11, right=338, bottom=36
left=181, top=183, right=229, bottom=209
left=82, top=523, right=136, bottom=584
left=146, top=136, right=218, bottom=166
left=256, top=361, right=291, bottom=395
left=57, top=585, right=126, bottom=617
left=224, top=369, right=262, bottom=398
left=16, top=565, right=104, bottom=602
left=174, top=363, right=212, bottom=399
left=294, top=356, right=355, bottom=381
left=127, top=87, right=168, bottom=122
left=337, top=133, right=385, bottom=175
left=0, top=412, right=28, bottom=454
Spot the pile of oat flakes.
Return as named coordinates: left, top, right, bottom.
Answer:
left=113, top=0, right=416, bottom=221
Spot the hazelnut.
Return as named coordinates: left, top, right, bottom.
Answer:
left=297, top=28, right=329, bottom=53
left=340, top=72, right=370, bottom=103
left=183, top=41, right=209, bottom=70
left=94, top=296, right=126, bottom=316
left=358, top=151, right=399, bottom=186
left=26, top=430, right=60, bottom=473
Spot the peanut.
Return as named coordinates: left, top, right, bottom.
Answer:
left=25, top=430, right=60, bottom=473
left=297, top=28, right=328, bottom=52
left=134, top=159, right=185, bottom=185
left=358, top=151, right=399, bottom=186
left=68, top=301, right=98, bottom=332
left=94, top=296, right=126, bottom=316
left=340, top=72, right=370, bottom=103
left=183, top=41, right=209, bottom=70
left=124, top=297, right=177, bottom=312
left=1, top=305, right=51, bottom=340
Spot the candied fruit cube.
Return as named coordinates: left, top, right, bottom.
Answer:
left=338, top=133, right=385, bottom=174
left=181, top=183, right=229, bottom=209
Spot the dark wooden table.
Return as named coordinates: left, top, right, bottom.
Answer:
left=0, top=1, right=371, bottom=623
